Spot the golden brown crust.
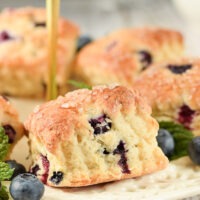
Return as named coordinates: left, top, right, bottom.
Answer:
left=134, top=58, right=200, bottom=110
left=25, top=85, right=150, bottom=152
left=0, top=7, right=79, bottom=98
left=133, top=57, right=200, bottom=135
left=25, top=85, right=168, bottom=187
left=74, top=27, right=183, bottom=87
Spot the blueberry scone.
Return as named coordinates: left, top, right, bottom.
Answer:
left=74, top=27, right=183, bottom=87
left=133, top=58, right=200, bottom=136
left=25, top=85, right=168, bottom=187
left=0, top=96, right=24, bottom=158
left=0, top=7, right=79, bottom=98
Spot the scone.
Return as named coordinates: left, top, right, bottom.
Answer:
left=25, top=85, right=168, bottom=187
left=0, top=96, right=24, bottom=158
left=133, top=58, right=200, bottom=136
left=74, top=27, right=183, bottom=87
left=0, top=7, right=79, bottom=98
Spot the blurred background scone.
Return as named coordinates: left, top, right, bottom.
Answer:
left=25, top=85, right=168, bottom=187
left=0, top=7, right=79, bottom=98
left=133, top=58, right=200, bottom=136
left=74, top=27, right=183, bottom=87
left=0, top=96, right=24, bottom=158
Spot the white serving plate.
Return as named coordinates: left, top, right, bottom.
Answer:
left=7, top=98, right=200, bottom=200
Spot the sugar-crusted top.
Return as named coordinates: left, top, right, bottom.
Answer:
left=0, top=7, right=79, bottom=83
left=25, top=85, right=151, bottom=152
left=75, top=27, right=183, bottom=86
left=133, top=58, right=200, bottom=112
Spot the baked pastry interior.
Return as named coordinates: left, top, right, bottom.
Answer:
left=25, top=85, right=168, bottom=187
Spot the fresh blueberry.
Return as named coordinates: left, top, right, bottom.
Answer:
left=167, top=64, right=192, bottom=74
left=113, top=140, right=130, bottom=174
left=5, top=160, right=26, bottom=180
left=156, top=129, right=175, bottom=157
left=50, top=171, right=63, bottom=185
left=3, top=125, right=16, bottom=143
left=188, top=136, right=200, bottom=165
left=77, top=35, right=93, bottom=52
left=9, top=173, right=44, bottom=200
left=89, top=114, right=112, bottom=135
left=178, top=105, right=195, bottom=129
left=138, top=50, right=152, bottom=70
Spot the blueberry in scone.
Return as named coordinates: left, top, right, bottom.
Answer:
left=25, top=85, right=168, bottom=187
left=0, top=96, right=24, bottom=158
left=133, top=58, right=200, bottom=136
left=74, top=27, right=183, bottom=87
left=0, top=7, right=79, bottom=98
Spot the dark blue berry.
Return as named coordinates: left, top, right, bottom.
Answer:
left=30, top=164, right=40, bottom=176
left=156, top=129, right=175, bottom=157
left=178, top=105, right=195, bottom=129
left=77, top=35, right=93, bottom=52
left=9, top=173, right=44, bottom=200
left=167, top=64, right=192, bottom=74
left=40, top=155, right=49, bottom=184
left=50, top=171, right=64, bottom=185
left=103, top=148, right=110, bottom=155
left=113, top=141, right=130, bottom=174
left=34, top=22, right=46, bottom=27
left=0, top=31, right=13, bottom=42
left=89, top=114, right=112, bottom=135
left=138, top=50, right=152, bottom=70
left=3, top=125, right=16, bottom=143
left=188, top=136, right=200, bottom=165
left=5, top=160, right=26, bottom=180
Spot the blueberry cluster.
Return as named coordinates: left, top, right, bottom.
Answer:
left=1, top=160, right=44, bottom=200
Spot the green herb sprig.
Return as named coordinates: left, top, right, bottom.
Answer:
left=68, top=80, right=92, bottom=90
left=0, top=127, right=13, bottom=199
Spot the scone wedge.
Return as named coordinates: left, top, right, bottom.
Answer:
left=25, top=85, right=168, bottom=187
left=74, top=27, right=183, bottom=87
left=0, top=7, right=79, bottom=98
left=133, top=58, right=200, bottom=136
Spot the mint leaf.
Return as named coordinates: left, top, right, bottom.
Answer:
left=0, top=127, right=9, bottom=161
left=0, top=162, right=13, bottom=181
left=68, top=80, right=92, bottom=90
left=0, top=185, right=9, bottom=200
left=159, top=121, right=193, bottom=160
